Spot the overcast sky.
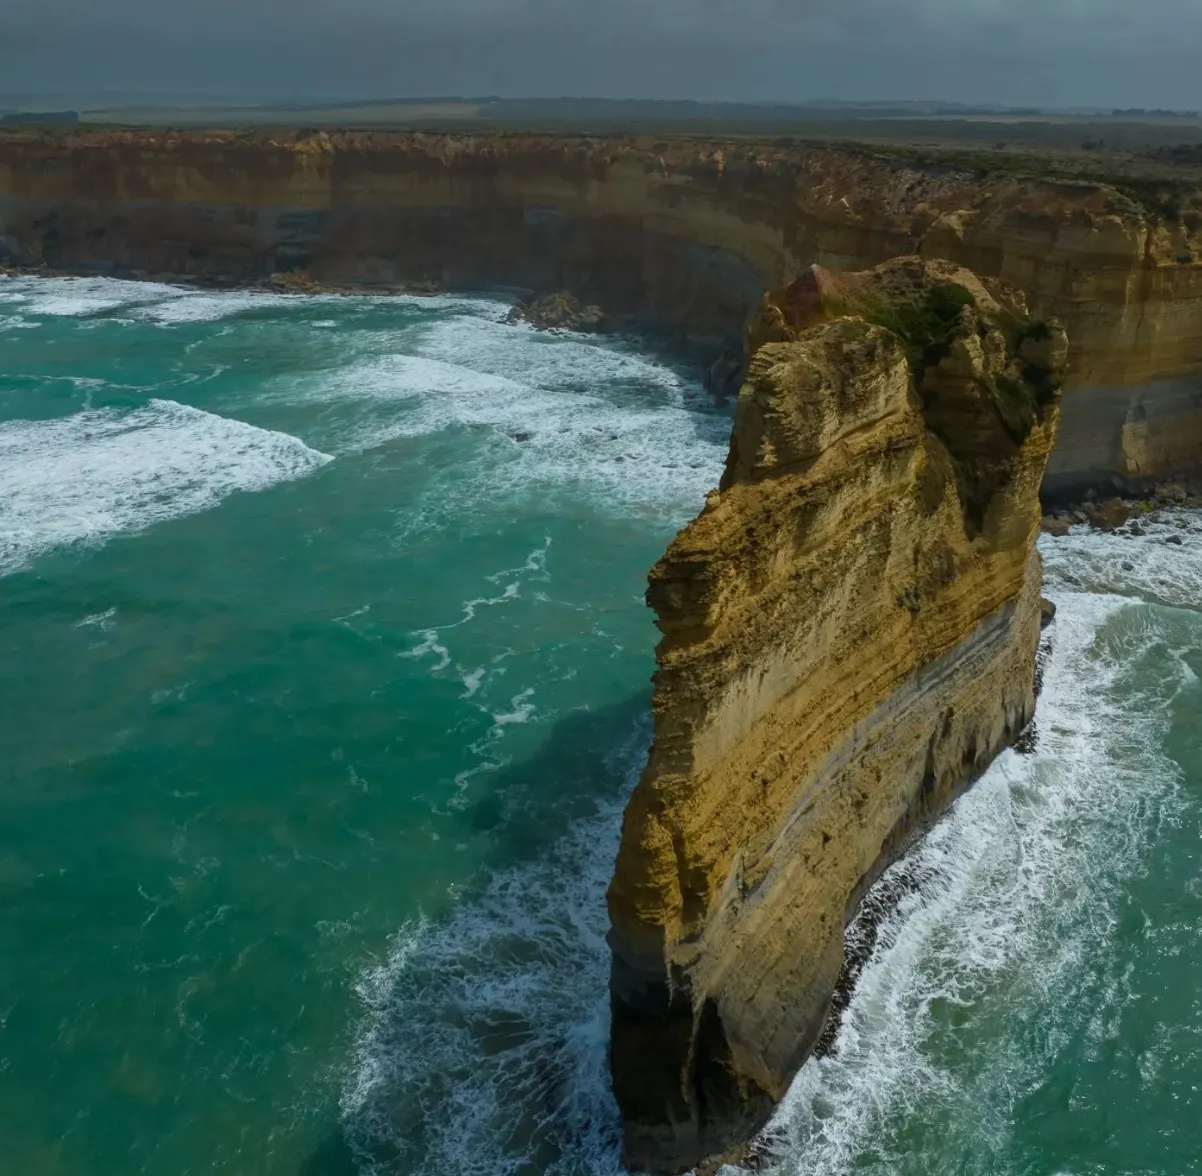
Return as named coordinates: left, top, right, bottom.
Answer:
left=1, top=0, right=1199, bottom=109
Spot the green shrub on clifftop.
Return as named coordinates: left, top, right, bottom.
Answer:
left=854, top=281, right=978, bottom=372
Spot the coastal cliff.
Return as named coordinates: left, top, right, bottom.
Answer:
left=0, top=126, right=1184, bottom=1169
left=607, top=258, right=1066, bottom=1172
left=0, top=128, right=1199, bottom=490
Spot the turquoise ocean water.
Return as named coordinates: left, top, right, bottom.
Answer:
left=0, top=274, right=1199, bottom=1176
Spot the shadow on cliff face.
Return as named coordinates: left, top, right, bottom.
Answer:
left=297, top=691, right=651, bottom=1176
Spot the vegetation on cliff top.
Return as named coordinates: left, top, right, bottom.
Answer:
left=825, top=268, right=1063, bottom=537
left=854, top=141, right=1202, bottom=226
left=848, top=281, right=978, bottom=373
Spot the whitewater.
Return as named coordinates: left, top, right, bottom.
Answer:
left=1, top=273, right=1198, bottom=1176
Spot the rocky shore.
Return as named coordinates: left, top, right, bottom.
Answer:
left=3, top=127, right=1202, bottom=495
left=1042, top=479, right=1202, bottom=538
left=505, top=290, right=607, bottom=332
left=2, top=129, right=1200, bottom=1174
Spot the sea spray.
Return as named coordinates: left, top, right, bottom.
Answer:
left=0, top=276, right=723, bottom=1176
left=338, top=519, right=1202, bottom=1176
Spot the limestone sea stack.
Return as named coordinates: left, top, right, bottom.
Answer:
left=606, top=257, right=1067, bottom=1173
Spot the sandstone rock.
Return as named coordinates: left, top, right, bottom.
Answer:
left=703, top=350, right=745, bottom=405
left=506, top=291, right=606, bottom=332
left=265, top=269, right=323, bottom=293
left=1085, top=498, right=1133, bottom=530
left=1154, top=481, right=1188, bottom=503
left=1040, top=598, right=1058, bottom=627
left=1, top=128, right=1200, bottom=493
left=1042, top=515, right=1073, bottom=536
left=607, top=258, right=1064, bottom=1173
left=1166, top=534, right=1185, bottom=545
left=1019, top=323, right=1071, bottom=374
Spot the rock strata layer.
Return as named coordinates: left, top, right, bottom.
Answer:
left=607, top=259, right=1066, bottom=1172
left=0, top=128, right=1199, bottom=489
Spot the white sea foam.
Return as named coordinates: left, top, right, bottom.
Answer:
left=275, top=317, right=729, bottom=517
left=400, top=629, right=452, bottom=673
left=334, top=351, right=519, bottom=408
left=460, top=668, right=487, bottom=699
left=0, top=274, right=319, bottom=325
left=1039, top=509, right=1202, bottom=610
left=0, top=275, right=186, bottom=318
left=0, top=280, right=725, bottom=519
left=401, top=539, right=551, bottom=672
left=128, top=290, right=298, bottom=324
left=752, top=526, right=1198, bottom=1176
left=340, top=723, right=647, bottom=1176
left=486, top=539, right=552, bottom=585
left=412, top=314, right=689, bottom=395
left=0, top=399, right=332, bottom=575
left=0, top=275, right=514, bottom=328
left=491, top=687, right=537, bottom=727
left=74, top=607, right=117, bottom=630
left=341, top=520, right=1198, bottom=1176
left=399, top=541, right=556, bottom=811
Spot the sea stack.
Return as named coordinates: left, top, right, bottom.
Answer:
left=606, top=257, right=1068, bottom=1172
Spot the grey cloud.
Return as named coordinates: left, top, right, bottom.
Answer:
left=0, top=0, right=1199, bottom=107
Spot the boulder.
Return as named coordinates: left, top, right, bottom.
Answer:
left=1085, top=499, right=1134, bottom=530
left=506, top=291, right=606, bottom=332
left=1154, top=481, right=1188, bottom=503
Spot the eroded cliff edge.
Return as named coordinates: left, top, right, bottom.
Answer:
left=607, top=258, right=1066, bottom=1172
left=0, top=128, right=1199, bottom=491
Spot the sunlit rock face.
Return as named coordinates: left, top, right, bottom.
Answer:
left=0, top=128, right=1198, bottom=488
left=0, top=125, right=1191, bottom=1175
left=606, top=259, right=1066, bottom=1172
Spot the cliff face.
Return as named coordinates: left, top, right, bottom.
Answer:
left=0, top=132, right=1181, bottom=1160
left=607, top=259, right=1065, bottom=1172
left=0, top=129, right=1198, bottom=489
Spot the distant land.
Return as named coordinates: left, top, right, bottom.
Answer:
left=3, top=96, right=1202, bottom=157
left=1, top=110, right=79, bottom=125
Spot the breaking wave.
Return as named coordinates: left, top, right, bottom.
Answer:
left=339, top=517, right=1199, bottom=1176
left=0, top=399, right=332, bottom=575
left=340, top=726, right=645, bottom=1176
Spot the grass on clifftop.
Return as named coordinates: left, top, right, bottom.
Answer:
left=854, top=141, right=1202, bottom=225
left=851, top=282, right=978, bottom=372
left=848, top=280, right=1052, bottom=536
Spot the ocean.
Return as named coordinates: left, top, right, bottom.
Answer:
left=0, top=274, right=1199, bottom=1176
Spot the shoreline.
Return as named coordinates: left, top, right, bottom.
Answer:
left=0, top=265, right=735, bottom=403
left=0, top=261, right=481, bottom=299
left=725, top=497, right=1190, bottom=1174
